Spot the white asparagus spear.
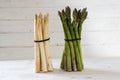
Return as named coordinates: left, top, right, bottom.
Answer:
left=43, top=14, right=53, bottom=71
left=34, top=14, right=41, bottom=73
left=38, top=13, right=47, bottom=72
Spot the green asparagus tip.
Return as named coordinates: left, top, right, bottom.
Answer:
left=58, top=11, right=62, bottom=17
left=77, top=9, right=81, bottom=21
left=83, top=7, right=87, bottom=11
left=81, top=8, right=87, bottom=15
left=62, top=9, right=65, bottom=15
left=58, top=11, right=61, bottom=15
left=80, top=8, right=88, bottom=23
left=84, top=11, right=88, bottom=19
left=73, top=8, right=77, bottom=20
left=65, top=6, right=71, bottom=17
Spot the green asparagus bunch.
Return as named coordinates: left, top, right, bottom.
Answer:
left=58, top=6, right=88, bottom=71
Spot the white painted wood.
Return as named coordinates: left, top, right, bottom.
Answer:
left=0, top=6, right=120, bottom=20
left=0, top=33, right=63, bottom=47
left=0, top=0, right=120, bottom=8
left=1, top=45, right=120, bottom=60
left=0, top=33, right=34, bottom=47
left=1, top=31, right=120, bottom=47
left=0, top=0, right=120, bottom=59
left=0, top=46, right=63, bottom=60
left=0, top=0, right=69, bottom=8
left=0, top=21, right=33, bottom=33
left=1, top=18, right=120, bottom=33
left=0, top=58, right=120, bottom=80
left=0, top=20, right=63, bottom=32
left=0, top=8, right=58, bottom=20
left=82, top=45, right=120, bottom=57
left=0, top=47, right=34, bottom=60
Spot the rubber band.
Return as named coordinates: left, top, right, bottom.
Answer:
left=64, top=38, right=81, bottom=41
left=34, top=38, right=50, bottom=42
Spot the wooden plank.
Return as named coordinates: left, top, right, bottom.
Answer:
left=0, top=0, right=70, bottom=8
left=1, top=44, right=120, bottom=60
left=0, top=8, right=59, bottom=20
left=0, top=20, right=33, bottom=26
left=0, top=31, right=120, bottom=47
left=0, top=20, right=63, bottom=33
left=0, top=47, right=34, bottom=60
left=82, top=31, right=120, bottom=45
left=82, top=45, right=120, bottom=58
left=0, top=0, right=119, bottom=8
left=0, top=6, right=120, bottom=20
left=0, top=18, right=120, bottom=33
left=83, top=18, right=120, bottom=31
left=0, top=0, right=120, bottom=59
left=0, top=46, right=63, bottom=60
left=0, top=33, right=34, bottom=47
left=0, top=32, right=64, bottom=47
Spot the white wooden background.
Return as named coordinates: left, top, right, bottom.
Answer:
left=0, top=0, right=120, bottom=60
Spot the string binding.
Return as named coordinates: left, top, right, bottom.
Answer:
left=34, top=38, right=50, bottom=42
left=64, top=38, right=81, bottom=41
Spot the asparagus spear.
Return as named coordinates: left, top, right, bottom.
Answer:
left=58, top=11, right=73, bottom=71
left=60, top=48, right=64, bottom=69
left=58, top=11, right=75, bottom=71
left=77, top=8, right=88, bottom=68
left=65, top=6, right=83, bottom=71
left=78, top=8, right=88, bottom=36
left=63, top=48, right=67, bottom=71
left=38, top=13, right=47, bottom=72
left=65, top=42, right=72, bottom=71
left=43, top=14, right=53, bottom=71
left=73, top=8, right=84, bottom=70
left=34, top=14, right=41, bottom=73
left=58, top=6, right=88, bottom=71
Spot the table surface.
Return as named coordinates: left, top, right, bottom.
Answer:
left=0, top=58, right=120, bottom=80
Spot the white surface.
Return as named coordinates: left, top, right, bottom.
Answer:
left=1, top=0, right=120, bottom=59
left=0, top=58, right=120, bottom=80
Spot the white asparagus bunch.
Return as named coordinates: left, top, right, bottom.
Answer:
left=34, top=13, right=53, bottom=73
